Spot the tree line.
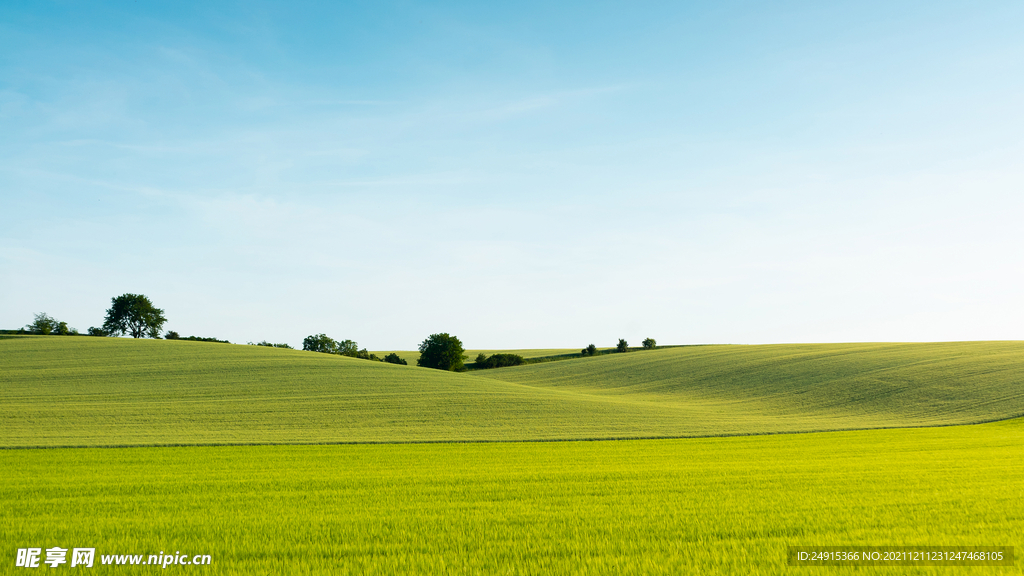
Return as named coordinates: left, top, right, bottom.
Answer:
left=16, top=293, right=661, bottom=373
left=301, top=333, right=407, bottom=365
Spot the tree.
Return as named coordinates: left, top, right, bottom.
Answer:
left=616, top=338, right=629, bottom=353
left=417, top=333, right=466, bottom=371
left=337, top=339, right=359, bottom=357
left=384, top=353, right=408, bottom=365
left=581, top=343, right=598, bottom=357
left=165, top=331, right=181, bottom=340
left=303, top=333, right=338, bottom=353
left=102, top=294, right=166, bottom=338
left=26, top=313, right=60, bottom=335
left=642, top=338, right=657, bottom=350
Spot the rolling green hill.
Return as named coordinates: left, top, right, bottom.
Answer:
left=1, top=336, right=1022, bottom=447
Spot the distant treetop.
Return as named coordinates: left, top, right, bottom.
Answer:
left=417, top=333, right=466, bottom=371
left=102, top=294, right=166, bottom=339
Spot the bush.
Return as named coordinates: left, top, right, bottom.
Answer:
left=476, top=353, right=488, bottom=364
left=616, top=339, right=629, bottom=353
left=642, top=338, right=656, bottom=350
left=355, top=348, right=381, bottom=361
left=252, top=340, right=292, bottom=349
left=417, top=333, right=466, bottom=371
left=383, top=353, right=408, bottom=365
left=165, top=331, right=180, bottom=340
left=581, top=344, right=597, bottom=356
left=180, top=335, right=230, bottom=343
left=476, top=353, right=525, bottom=369
left=87, top=326, right=108, bottom=337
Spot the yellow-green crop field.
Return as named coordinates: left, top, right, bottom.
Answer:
left=1, top=336, right=1022, bottom=574
left=2, top=420, right=1021, bottom=575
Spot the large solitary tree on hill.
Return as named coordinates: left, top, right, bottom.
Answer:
left=102, top=293, right=167, bottom=338
left=417, top=333, right=466, bottom=371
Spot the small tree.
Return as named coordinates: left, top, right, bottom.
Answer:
left=616, top=338, right=629, bottom=353
left=383, top=353, right=408, bottom=365
left=642, top=338, right=656, bottom=350
left=476, top=353, right=488, bottom=364
left=102, top=294, right=166, bottom=338
left=87, top=326, right=108, bottom=337
left=165, top=331, right=181, bottom=340
left=417, top=333, right=466, bottom=371
left=26, top=313, right=60, bottom=335
left=581, top=344, right=597, bottom=357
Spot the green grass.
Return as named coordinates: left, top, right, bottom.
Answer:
left=2, top=419, right=1021, bottom=575
left=2, top=337, right=1023, bottom=447
left=475, top=341, right=1024, bottom=428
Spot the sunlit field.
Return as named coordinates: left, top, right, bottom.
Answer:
left=3, top=337, right=1023, bottom=447
left=2, top=419, right=1021, bottom=575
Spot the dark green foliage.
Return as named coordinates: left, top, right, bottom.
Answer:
left=384, top=353, right=408, bottom=366
left=476, top=353, right=525, bottom=369
left=179, top=335, right=230, bottom=343
left=102, top=294, right=167, bottom=339
left=303, top=334, right=338, bottom=354
left=25, top=313, right=76, bottom=335
left=417, top=333, right=466, bottom=371
left=302, top=334, right=378, bottom=360
left=581, top=344, right=598, bottom=357
left=253, top=341, right=293, bottom=349
left=338, top=340, right=359, bottom=357
left=165, top=331, right=180, bottom=340
left=476, top=353, right=488, bottom=364
left=642, top=338, right=657, bottom=350
left=616, top=339, right=629, bottom=353
left=355, top=349, right=381, bottom=361
left=87, top=327, right=108, bottom=337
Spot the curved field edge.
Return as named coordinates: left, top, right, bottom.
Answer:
left=1, top=420, right=1022, bottom=575
left=2, top=337, right=1023, bottom=447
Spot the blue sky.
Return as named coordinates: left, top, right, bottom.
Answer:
left=2, top=0, right=1022, bottom=349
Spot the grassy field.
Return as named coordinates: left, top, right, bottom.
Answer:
left=2, top=337, right=1023, bottom=447
left=2, top=418, right=1020, bottom=575
left=2, top=336, right=1021, bottom=574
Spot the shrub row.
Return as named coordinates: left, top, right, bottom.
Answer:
left=302, top=333, right=408, bottom=365
left=473, top=353, right=525, bottom=369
